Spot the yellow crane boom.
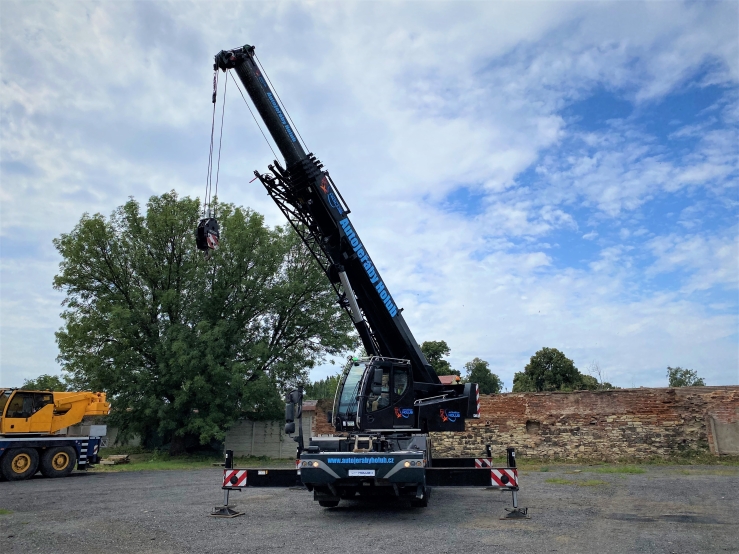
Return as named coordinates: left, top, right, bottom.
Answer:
left=0, top=389, right=110, bottom=435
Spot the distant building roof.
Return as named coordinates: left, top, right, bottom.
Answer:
left=438, top=375, right=461, bottom=385
left=302, top=400, right=318, bottom=412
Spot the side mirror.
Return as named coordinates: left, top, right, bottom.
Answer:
left=285, top=403, right=294, bottom=423
left=373, top=367, right=384, bottom=386
left=288, top=390, right=302, bottom=405
left=285, top=422, right=295, bottom=434
left=372, top=367, right=384, bottom=395
left=326, top=410, right=333, bottom=423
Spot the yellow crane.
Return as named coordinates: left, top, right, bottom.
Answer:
left=0, top=389, right=110, bottom=480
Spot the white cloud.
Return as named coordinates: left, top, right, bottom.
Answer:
left=646, top=230, right=739, bottom=293
left=1, top=0, right=737, bottom=389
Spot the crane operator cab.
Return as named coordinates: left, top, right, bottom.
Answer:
left=331, top=357, right=415, bottom=433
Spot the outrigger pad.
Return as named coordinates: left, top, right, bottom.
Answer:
left=196, top=218, right=220, bottom=252
left=210, top=506, right=244, bottom=518
left=501, top=507, right=530, bottom=520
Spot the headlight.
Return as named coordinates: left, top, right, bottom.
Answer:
left=404, top=461, right=411, bottom=468
left=312, top=461, right=319, bottom=468
left=301, top=461, right=309, bottom=467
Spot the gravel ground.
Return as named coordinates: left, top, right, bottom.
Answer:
left=1, top=464, right=737, bottom=553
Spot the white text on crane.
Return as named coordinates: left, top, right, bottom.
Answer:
left=339, top=218, right=398, bottom=318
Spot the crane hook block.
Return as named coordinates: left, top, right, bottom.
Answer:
left=196, top=218, right=220, bottom=252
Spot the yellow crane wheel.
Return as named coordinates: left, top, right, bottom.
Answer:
left=51, top=451, right=71, bottom=471
left=11, top=452, right=32, bottom=474
left=39, top=446, right=76, bottom=478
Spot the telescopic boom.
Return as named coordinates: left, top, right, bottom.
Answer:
left=214, top=44, right=439, bottom=386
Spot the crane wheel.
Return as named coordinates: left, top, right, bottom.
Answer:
left=40, top=446, right=76, bottom=478
left=410, top=487, right=431, bottom=508
left=1, top=448, right=40, bottom=481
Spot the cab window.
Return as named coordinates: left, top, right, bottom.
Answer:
left=0, top=390, right=11, bottom=415
left=5, top=392, right=34, bottom=418
left=34, top=393, right=53, bottom=412
left=367, top=367, right=390, bottom=412
left=393, top=366, right=409, bottom=398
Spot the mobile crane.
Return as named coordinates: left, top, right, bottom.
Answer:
left=204, top=44, right=525, bottom=516
left=0, top=389, right=109, bottom=481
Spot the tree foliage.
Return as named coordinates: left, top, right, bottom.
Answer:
left=513, top=347, right=592, bottom=392
left=54, top=192, right=355, bottom=454
left=667, top=366, right=706, bottom=387
left=21, top=374, right=71, bottom=392
left=420, top=340, right=460, bottom=376
left=464, top=358, right=502, bottom=394
left=304, top=374, right=341, bottom=401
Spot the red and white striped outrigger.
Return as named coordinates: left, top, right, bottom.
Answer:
left=212, top=446, right=528, bottom=519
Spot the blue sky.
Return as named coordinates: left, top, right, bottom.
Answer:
left=1, top=1, right=737, bottom=390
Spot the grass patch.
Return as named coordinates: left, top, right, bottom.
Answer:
left=545, top=478, right=575, bottom=485
left=590, top=466, right=646, bottom=474
left=488, top=449, right=739, bottom=467
left=545, top=477, right=608, bottom=487
left=0, top=509, right=12, bottom=515
left=91, top=451, right=295, bottom=473
left=579, top=479, right=608, bottom=487
left=539, top=466, right=550, bottom=472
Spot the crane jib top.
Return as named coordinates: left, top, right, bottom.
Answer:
left=215, top=45, right=306, bottom=167
left=338, top=216, right=398, bottom=318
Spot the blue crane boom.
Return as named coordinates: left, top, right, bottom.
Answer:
left=214, top=44, right=440, bottom=388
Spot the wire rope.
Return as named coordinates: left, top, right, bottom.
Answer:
left=204, top=70, right=218, bottom=216
left=254, top=52, right=310, bottom=155
left=229, top=70, right=278, bottom=161
left=213, top=71, right=228, bottom=218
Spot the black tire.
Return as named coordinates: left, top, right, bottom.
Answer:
left=1, top=448, right=39, bottom=481
left=318, top=500, right=339, bottom=508
left=40, top=446, right=76, bottom=478
left=410, top=487, right=431, bottom=508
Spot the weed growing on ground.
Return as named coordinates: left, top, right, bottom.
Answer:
left=579, top=479, right=608, bottom=486
left=546, top=477, right=609, bottom=487
left=91, top=451, right=295, bottom=473
left=0, top=509, right=12, bottom=515
left=591, top=466, right=646, bottom=474
left=545, top=478, right=575, bottom=485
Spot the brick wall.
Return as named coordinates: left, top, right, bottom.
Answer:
left=312, top=386, right=739, bottom=460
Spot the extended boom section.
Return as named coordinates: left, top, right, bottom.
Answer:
left=214, top=44, right=435, bottom=386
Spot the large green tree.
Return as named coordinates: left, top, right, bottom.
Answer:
left=420, top=340, right=460, bottom=376
left=464, top=358, right=502, bottom=394
left=304, top=374, right=341, bottom=401
left=667, top=366, right=706, bottom=387
left=54, top=192, right=355, bottom=454
left=21, top=374, right=70, bottom=391
left=513, top=347, right=590, bottom=392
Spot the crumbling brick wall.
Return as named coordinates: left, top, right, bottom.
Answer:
left=431, top=386, right=739, bottom=460
left=312, top=386, right=739, bottom=460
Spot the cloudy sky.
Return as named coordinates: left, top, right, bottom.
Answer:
left=1, top=1, right=737, bottom=390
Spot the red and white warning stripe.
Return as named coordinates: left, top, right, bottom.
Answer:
left=296, top=459, right=301, bottom=475
left=475, top=458, right=492, bottom=468
left=474, top=384, right=480, bottom=418
left=490, top=468, right=518, bottom=488
left=222, top=469, right=247, bottom=488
